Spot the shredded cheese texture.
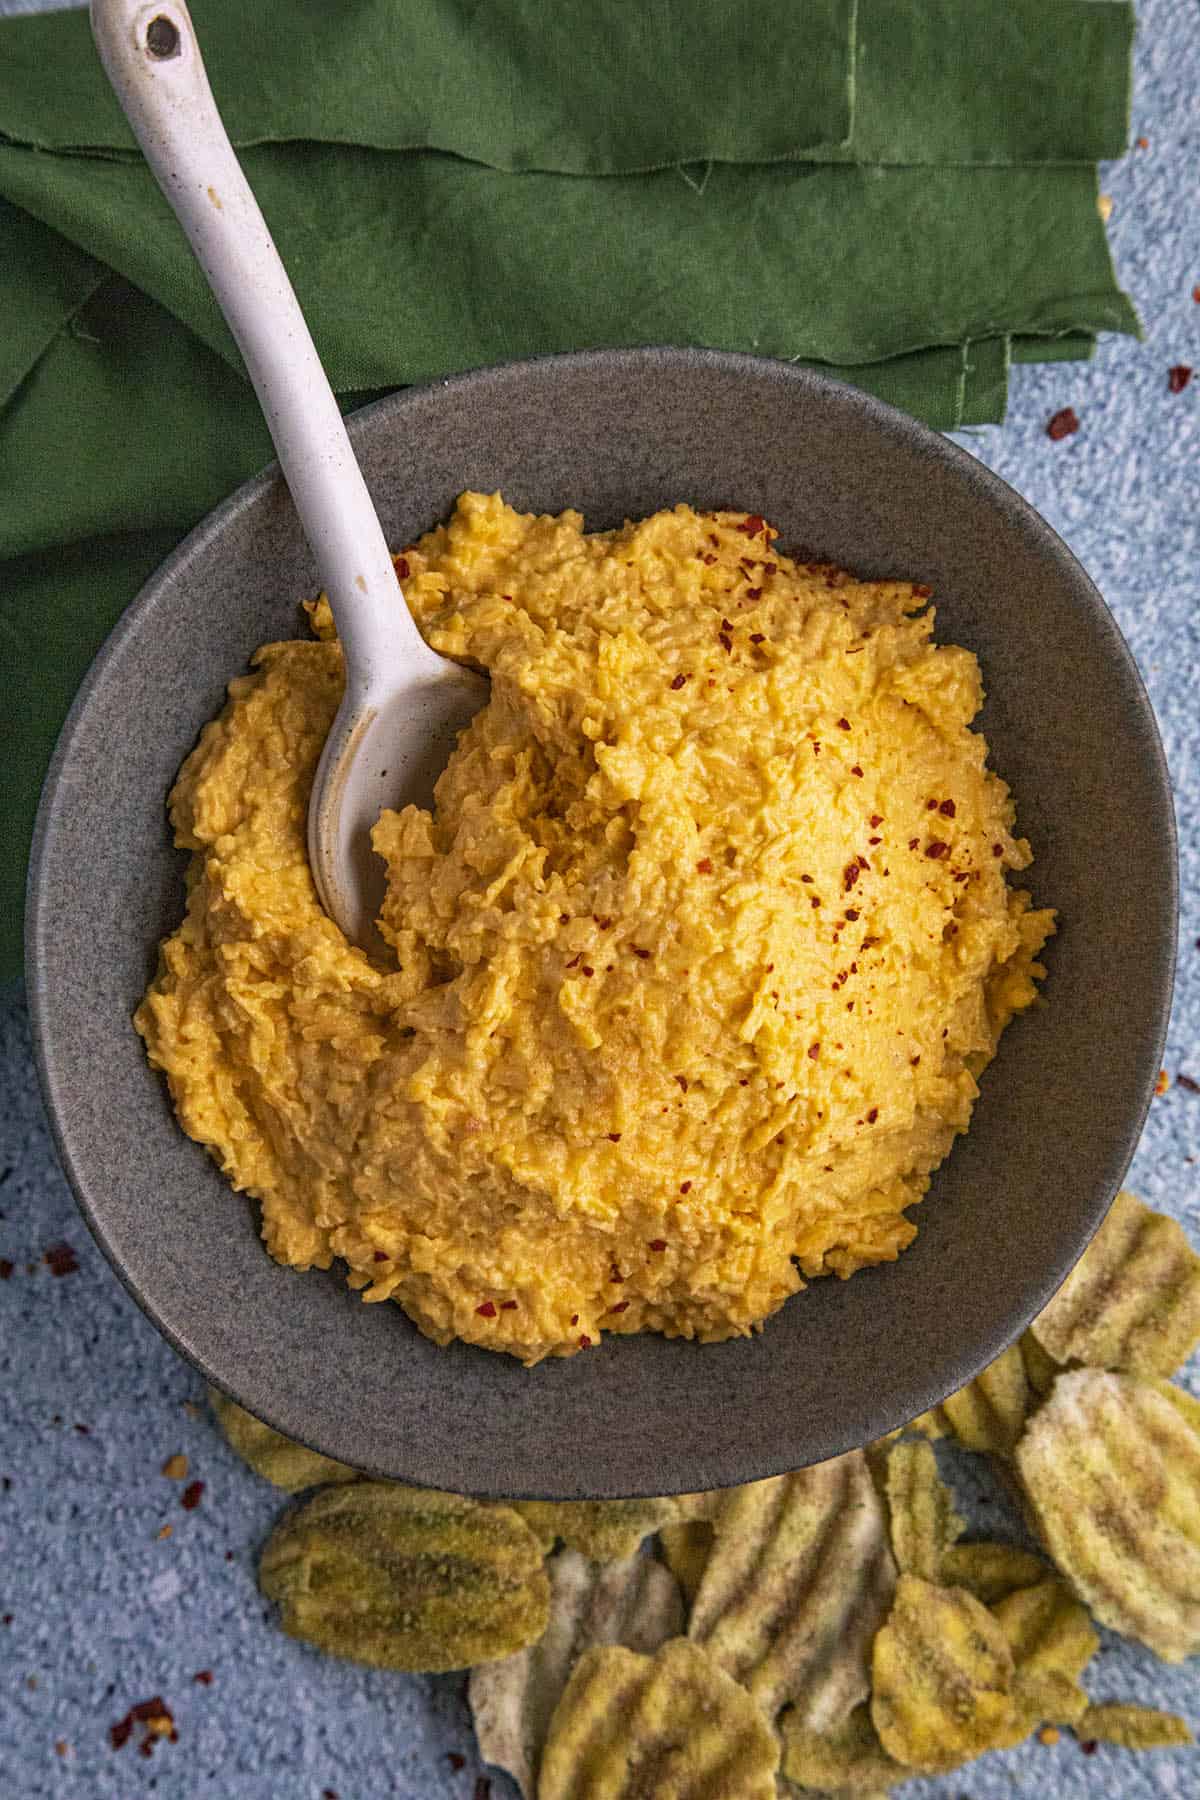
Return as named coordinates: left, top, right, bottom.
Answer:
left=136, top=495, right=1053, bottom=1363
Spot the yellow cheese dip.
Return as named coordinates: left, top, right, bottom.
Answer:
left=135, top=495, right=1053, bottom=1364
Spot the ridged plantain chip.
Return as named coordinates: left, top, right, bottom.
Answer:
left=539, top=1637, right=779, bottom=1800
left=209, top=1388, right=359, bottom=1492
left=937, top=1342, right=1031, bottom=1457
left=259, top=1482, right=549, bottom=1671
left=871, top=1574, right=1019, bottom=1773
left=780, top=1699, right=907, bottom=1794
left=1074, top=1702, right=1195, bottom=1749
left=658, top=1522, right=714, bottom=1610
left=469, top=1549, right=683, bottom=1798
left=514, top=1497, right=701, bottom=1562
left=688, top=1452, right=895, bottom=1725
left=939, top=1542, right=1048, bottom=1604
left=1015, top=1369, right=1200, bottom=1662
left=884, top=1441, right=964, bottom=1582
left=1031, top=1191, right=1200, bottom=1379
left=992, top=1576, right=1098, bottom=1726
left=1019, top=1329, right=1062, bottom=1398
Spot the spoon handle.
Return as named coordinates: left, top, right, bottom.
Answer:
left=90, top=0, right=436, bottom=693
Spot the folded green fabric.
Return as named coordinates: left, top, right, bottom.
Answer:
left=0, top=0, right=855, bottom=171
left=0, top=0, right=1138, bottom=982
left=0, top=145, right=1135, bottom=393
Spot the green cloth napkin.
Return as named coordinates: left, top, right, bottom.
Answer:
left=0, top=0, right=1138, bottom=981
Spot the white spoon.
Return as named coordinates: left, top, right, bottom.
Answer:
left=91, top=0, right=486, bottom=952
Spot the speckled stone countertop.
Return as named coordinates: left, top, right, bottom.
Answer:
left=2, top=0, right=1198, bottom=1795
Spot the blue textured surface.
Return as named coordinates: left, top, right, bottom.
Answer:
left=2, top=0, right=1199, bottom=1794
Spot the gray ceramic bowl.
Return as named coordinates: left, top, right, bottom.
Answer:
left=28, top=350, right=1176, bottom=1499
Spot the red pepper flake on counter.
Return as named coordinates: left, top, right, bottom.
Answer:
left=1046, top=406, right=1079, bottom=441
left=192, top=1670, right=213, bottom=1685
left=110, top=1697, right=176, bottom=1756
left=474, top=1778, right=493, bottom=1800
left=1168, top=364, right=1193, bottom=394
left=43, top=1242, right=79, bottom=1277
left=181, top=1480, right=205, bottom=1511
left=476, top=1301, right=498, bottom=1318
left=447, top=1754, right=466, bottom=1772
left=1178, top=1073, right=1200, bottom=1093
left=0, top=1260, right=12, bottom=1281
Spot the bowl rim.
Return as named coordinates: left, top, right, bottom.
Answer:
left=25, top=345, right=1179, bottom=1494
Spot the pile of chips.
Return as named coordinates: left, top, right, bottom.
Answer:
left=213, top=1189, right=1199, bottom=1796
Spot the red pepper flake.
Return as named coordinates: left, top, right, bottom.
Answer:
left=181, top=1480, right=205, bottom=1511
left=325, top=1791, right=342, bottom=1799
left=570, top=1314, right=579, bottom=1326
left=110, top=1718, right=133, bottom=1751
left=811, top=895, right=821, bottom=909
left=912, top=583, right=933, bottom=599
left=669, top=672, right=688, bottom=690
left=372, top=1250, right=388, bottom=1263
left=746, top=587, right=763, bottom=601
left=578, top=1335, right=592, bottom=1349
left=1178, top=1073, right=1200, bottom=1093
left=808, top=1043, right=821, bottom=1061
left=675, top=1075, right=689, bottom=1092
left=1080, top=1740, right=1098, bottom=1756
left=926, top=798, right=939, bottom=811
left=749, top=631, right=766, bottom=643
left=697, top=858, right=714, bottom=874
left=445, top=1755, right=467, bottom=1772
left=474, top=1779, right=493, bottom=1800
left=850, top=765, right=863, bottom=778
left=869, top=815, right=883, bottom=828
left=611, top=1266, right=625, bottom=1282
left=992, top=842, right=1004, bottom=857
left=1046, top=406, right=1079, bottom=441
left=1136, top=134, right=1149, bottom=149
left=630, top=944, right=652, bottom=960
left=44, top=1242, right=79, bottom=1277
left=737, top=513, right=767, bottom=537
left=648, top=1239, right=668, bottom=1252
left=607, top=1132, right=622, bottom=1142
left=394, top=556, right=410, bottom=580
left=939, top=798, right=957, bottom=818
left=679, top=1181, right=692, bottom=1194
left=1168, top=364, right=1192, bottom=394
left=718, top=631, right=733, bottom=653
left=836, top=717, right=851, bottom=731
left=0, top=1260, right=12, bottom=1281
left=609, top=1299, right=630, bottom=1313
left=801, top=874, right=813, bottom=884
left=925, top=841, right=949, bottom=859
left=844, top=909, right=859, bottom=922
left=192, top=1671, right=213, bottom=1686
left=594, top=916, right=613, bottom=929
left=858, top=855, right=870, bottom=870
left=868, top=835, right=882, bottom=845
left=565, top=952, right=581, bottom=969
left=843, top=862, right=861, bottom=892
left=476, top=1301, right=498, bottom=1318
left=1193, top=285, right=1200, bottom=304
left=501, top=1299, right=518, bottom=1310
left=581, top=966, right=595, bottom=978
left=866, top=1108, right=879, bottom=1124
